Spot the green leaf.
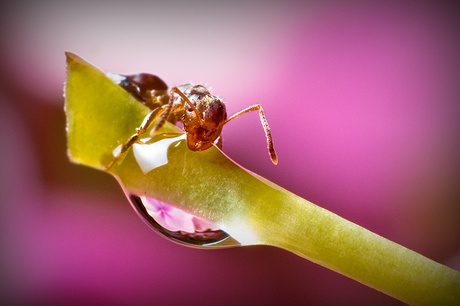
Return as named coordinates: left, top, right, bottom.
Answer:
left=65, top=52, right=153, bottom=169
left=64, top=52, right=460, bottom=305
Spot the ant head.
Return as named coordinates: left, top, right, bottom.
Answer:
left=183, top=93, right=227, bottom=151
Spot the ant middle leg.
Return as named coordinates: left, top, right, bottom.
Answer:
left=104, top=107, right=166, bottom=171
left=224, top=105, right=278, bottom=164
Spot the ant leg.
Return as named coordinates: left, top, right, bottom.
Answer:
left=149, top=87, right=204, bottom=137
left=170, top=87, right=204, bottom=126
left=214, top=135, right=223, bottom=149
left=104, top=107, right=165, bottom=171
left=224, top=105, right=278, bottom=164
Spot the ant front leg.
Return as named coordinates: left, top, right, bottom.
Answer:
left=224, top=105, right=278, bottom=164
left=104, top=107, right=166, bottom=171
left=214, top=135, right=223, bottom=149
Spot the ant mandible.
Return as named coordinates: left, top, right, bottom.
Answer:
left=104, top=73, right=278, bottom=170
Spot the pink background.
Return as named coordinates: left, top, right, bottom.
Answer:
left=1, top=1, right=459, bottom=305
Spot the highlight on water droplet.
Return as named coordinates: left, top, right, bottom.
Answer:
left=132, top=135, right=184, bottom=174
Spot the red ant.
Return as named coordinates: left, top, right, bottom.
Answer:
left=104, top=73, right=277, bottom=170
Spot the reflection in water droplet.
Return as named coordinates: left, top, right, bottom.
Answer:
left=128, top=194, right=240, bottom=248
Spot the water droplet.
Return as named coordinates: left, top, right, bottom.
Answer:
left=127, top=194, right=241, bottom=248
left=110, top=133, right=241, bottom=248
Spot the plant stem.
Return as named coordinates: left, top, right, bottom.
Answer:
left=112, top=138, right=460, bottom=305
left=253, top=188, right=460, bottom=305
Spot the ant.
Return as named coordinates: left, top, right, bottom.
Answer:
left=104, top=73, right=277, bottom=170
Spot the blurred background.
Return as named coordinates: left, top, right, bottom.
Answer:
left=1, top=0, right=459, bottom=305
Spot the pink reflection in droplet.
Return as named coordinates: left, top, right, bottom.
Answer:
left=142, top=196, right=219, bottom=233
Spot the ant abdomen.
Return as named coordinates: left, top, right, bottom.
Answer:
left=119, top=73, right=168, bottom=103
